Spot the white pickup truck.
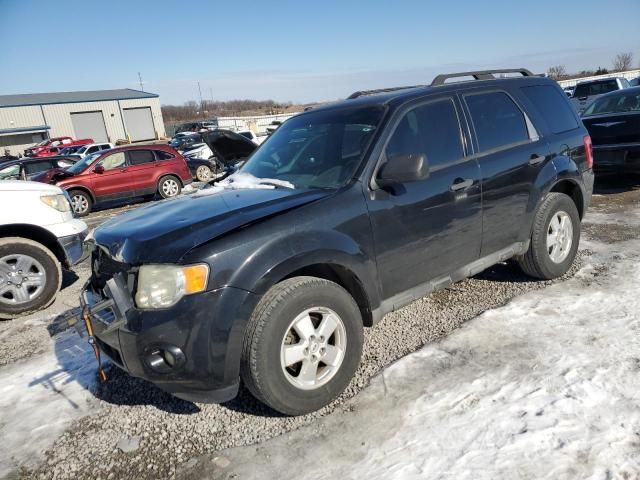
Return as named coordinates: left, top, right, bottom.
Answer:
left=0, top=181, right=88, bottom=318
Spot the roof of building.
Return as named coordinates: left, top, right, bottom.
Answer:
left=0, top=89, right=158, bottom=107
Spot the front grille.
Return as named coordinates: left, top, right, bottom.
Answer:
left=91, top=249, right=130, bottom=291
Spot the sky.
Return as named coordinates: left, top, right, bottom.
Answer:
left=1, top=0, right=639, bottom=105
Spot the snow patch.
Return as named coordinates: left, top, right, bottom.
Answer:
left=192, top=172, right=294, bottom=197
left=0, top=330, right=99, bottom=477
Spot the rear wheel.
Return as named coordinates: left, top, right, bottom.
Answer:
left=158, top=176, right=182, bottom=199
left=241, top=276, right=363, bottom=415
left=69, top=190, right=92, bottom=216
left=0, top=238, right=61, bottom=318
left=195, top=165, right=212, bottom=182
left=517, top=192, right=580, bottom=280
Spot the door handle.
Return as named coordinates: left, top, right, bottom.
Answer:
left=450, top=178, right=473, bottom=192
left=529, top=154, right=546, bottom=166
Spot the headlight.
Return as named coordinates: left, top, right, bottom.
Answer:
left=40, top=194, right=71, bottom=212
left=135, top=264, right=209, bottom=309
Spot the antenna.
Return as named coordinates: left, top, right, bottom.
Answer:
left=137, top=72, right=144, bottom=91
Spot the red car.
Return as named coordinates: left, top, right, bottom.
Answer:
left=25, top=137, right=94, bottom=157
left=32, top=144, right=192, bottom=216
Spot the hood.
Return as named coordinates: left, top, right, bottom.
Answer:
left=0, top=180, right=63, bottom=194
left=202, top=130, right=257, bottom=166
left=93, top=187, right=331, bottom=263
left=31, top=167, right=74, bottom=184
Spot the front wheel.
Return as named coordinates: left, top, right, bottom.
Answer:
left=517, top=192, right=580, bottom=280
left=158, top=176, right=182, bottom=199
left=0, top=238, right=61, bottom=318
left=241, top=276, right=363, bottom=415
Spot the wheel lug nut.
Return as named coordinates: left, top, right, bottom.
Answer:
left=319, top=336, right=325, bottom=342
left=304, top=348, right=309, bottom=355
left=311, top=355, right=317, bottom=362
left=320, top=347, right=326, bottom=355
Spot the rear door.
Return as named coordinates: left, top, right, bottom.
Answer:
left=126, top=149, right=158, bottom=195
left=461, top=88, right=549, bottom=256
left=90, top=151, right=133, bottom=201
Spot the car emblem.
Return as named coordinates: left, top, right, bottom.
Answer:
left=592, top=121, right=625, bottom=128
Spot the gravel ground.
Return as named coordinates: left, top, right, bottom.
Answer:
left=2, top=179, right=639, bottom=480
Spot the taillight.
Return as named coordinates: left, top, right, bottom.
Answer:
left=583, top=135, right=594, bottom=169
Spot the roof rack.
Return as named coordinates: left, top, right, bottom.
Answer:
left=430, top=68, right=535, bottom=86
left=347, top=85, right=425, bottom=99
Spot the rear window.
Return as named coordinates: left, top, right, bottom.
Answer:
left=574, top=80, right=619, bottom=98
left=128, top=150, right=155, bottom=165
left=464, top=91, right=530, bottom=152
left=154, top=150, right=175, bottom=160
left=521, top=85, right=579, bottom=133
left=583, top=91, right=640, bottom=116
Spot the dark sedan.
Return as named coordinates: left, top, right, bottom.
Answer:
left=0, top=156, right=78, bottom=181
left=581, top=86, right=640, bottom=174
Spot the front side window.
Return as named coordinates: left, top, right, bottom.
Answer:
left=465, top=91, right=529, bottom=152
left=240, top=106, right=384, bottom=189
left=128, top=150, right=155, bottom=165
left=385, top=99, right=464, bottom=169
left=98, top=152, right=126, bottom=171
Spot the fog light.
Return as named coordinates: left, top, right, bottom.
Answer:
left=146, top=345, right=186, bottom=373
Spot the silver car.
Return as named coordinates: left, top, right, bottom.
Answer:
left=570, top=77, right=630, bottom=114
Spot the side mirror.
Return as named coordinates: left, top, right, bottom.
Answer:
left=377, top=153, right=429, bottom=186
left=93, top=165, right=105, bottom=174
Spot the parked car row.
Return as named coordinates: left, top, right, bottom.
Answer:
left=24, top=136, right=94, bottom=157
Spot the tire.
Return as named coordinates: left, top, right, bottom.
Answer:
left=0, top=237, right=61, bottom=319
left=158, top=175, right=182, bottom=199
left=195, top=165, right=213, bottom=182
left=68, top=189, right=92, bottom=216
left=517, top=192, right=580, bottom=280
left=241, top=276, right=363, bottom=415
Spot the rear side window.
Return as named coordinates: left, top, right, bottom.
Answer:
left=465, top=91, right=529, bottom=152
left=386, top=98, right=464, bottom=168
left=154, top=150, right=175, bottom=160
left=128, top=150, right=155, bottom=165
left=24, top=161, right=51, bottom=175
left=521, top=85, right=579, bottom=133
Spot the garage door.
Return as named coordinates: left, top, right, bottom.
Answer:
left=71, top=111, right=108, bottom=143
left=123, top=107, right=156, bottom=142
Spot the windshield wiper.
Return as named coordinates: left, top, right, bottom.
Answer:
left=256, top=179, right=295, bottom=189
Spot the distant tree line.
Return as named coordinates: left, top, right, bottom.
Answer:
left=161, top=99, right=299, bottom=122
left=547, top=51, right=637, bottom=81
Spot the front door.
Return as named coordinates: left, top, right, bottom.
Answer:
left=90, top=151, right=133, bottom=201
left=365, top=96, right=482, bottom=303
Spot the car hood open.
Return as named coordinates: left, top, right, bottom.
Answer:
left=93, top=187, right=331, bottom=263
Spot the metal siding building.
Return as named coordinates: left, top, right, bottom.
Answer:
left=0, top=89, right=166, bottom=156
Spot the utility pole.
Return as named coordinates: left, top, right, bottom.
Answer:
left=197, top=82, right=204, bottom=117
left=138, top=72, right=144, bottom=91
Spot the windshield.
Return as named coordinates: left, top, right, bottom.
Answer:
left=239, top=106, right=384, bottom=189
left=36, top=139, right=49, bottom=146
left=574, top=80, right=619, bottom=98
left=583, top=91, right=640, bottom=116
left=66, top=151, right=101, bottom=174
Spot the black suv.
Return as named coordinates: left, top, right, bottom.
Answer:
left=83, top=69, right=594, bottom=415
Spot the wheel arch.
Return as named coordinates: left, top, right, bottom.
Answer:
left=549, top=178, right=585, bottom=219
left=0, top=225, right=67, bottom=268
left=65, top=185, right=96, bottom=203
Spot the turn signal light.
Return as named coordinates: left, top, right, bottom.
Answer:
left=182, top=264, right=209, bottom=294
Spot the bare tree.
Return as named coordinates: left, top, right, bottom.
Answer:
left=547, top=65, right=568, bottom=80
left=613, top=52, right=633, bottom=72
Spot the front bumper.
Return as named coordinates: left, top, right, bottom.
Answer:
left=593, top=145, right=640, bottom=174
left=59, top=229, right=89, bottom=265
left=80, top=273, right=258, bottom=404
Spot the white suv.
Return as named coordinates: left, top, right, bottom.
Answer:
left=73, top=142, right=113, bottom=158
left=0, top=181, right=88, bottom=318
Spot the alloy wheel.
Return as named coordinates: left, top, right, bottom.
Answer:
left=280, top=306, right=347, bottom=390
left=0, top=254, right=47, bottom=305
left=162, top=179, right=180, bottom=197
left=547, top=210, right=573, bottom=263
left=71, top=194, right=89, bottom=215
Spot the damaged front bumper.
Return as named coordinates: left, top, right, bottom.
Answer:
left=79, top=272, right=258, bottom=404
